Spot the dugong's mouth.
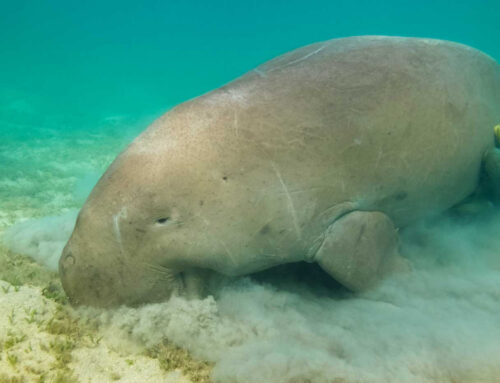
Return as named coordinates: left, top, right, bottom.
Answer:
left=173, top=268, right=213, bottom=299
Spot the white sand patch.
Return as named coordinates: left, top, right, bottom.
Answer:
left=72, top=344, right=191, bottom=383
left=0, top=280, right=59, bottom=380
left=0, top=280, right=193, bottom=383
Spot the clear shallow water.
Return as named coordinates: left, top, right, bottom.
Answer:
left=1, top=1, right=500, bottom=382
left=1, top=0, right=499, bottom=128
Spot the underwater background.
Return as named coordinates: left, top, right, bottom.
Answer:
left=1, top=0, right=500, bottom=382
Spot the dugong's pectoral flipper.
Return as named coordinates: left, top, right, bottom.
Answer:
left=314, top=211, right=409, bottom=291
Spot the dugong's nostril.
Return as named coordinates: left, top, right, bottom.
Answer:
left=60, top=251, right=76, bottom=275
left=64, top=253, right=76, bottom=266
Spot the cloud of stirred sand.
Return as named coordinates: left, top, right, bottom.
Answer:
left=3, top=209, right=500, bottom=383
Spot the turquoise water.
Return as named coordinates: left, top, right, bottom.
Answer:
left=1, top=0, right=499, bottom=128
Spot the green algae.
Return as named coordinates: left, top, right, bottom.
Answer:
left=147, top=340, right=213, bottom=383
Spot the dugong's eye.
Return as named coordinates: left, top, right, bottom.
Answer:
left=156, top=217, right=170, bottom=225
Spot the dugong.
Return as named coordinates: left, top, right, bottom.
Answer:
left=60, top=36, right=500, bottom=307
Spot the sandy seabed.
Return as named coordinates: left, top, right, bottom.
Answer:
left=3, top=116, right=500, bottom=383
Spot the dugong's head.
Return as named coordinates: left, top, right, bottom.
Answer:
left=59, top=98, right=254, bottom=307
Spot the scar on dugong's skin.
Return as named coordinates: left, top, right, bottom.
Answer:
left=59, top=36, right=500, bottom=307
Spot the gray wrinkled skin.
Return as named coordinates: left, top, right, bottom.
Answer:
left=60, top=36, right=500, bottom=307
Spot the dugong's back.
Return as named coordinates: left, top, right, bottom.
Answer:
left=199, top=36, right=500, bottom=228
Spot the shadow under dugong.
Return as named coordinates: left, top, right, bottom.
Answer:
left=59, top=36, right=500, bottom=307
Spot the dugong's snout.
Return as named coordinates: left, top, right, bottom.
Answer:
left=59, top=242, right=123, bottom=307
left=59, top=239, right=181, bottom=307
